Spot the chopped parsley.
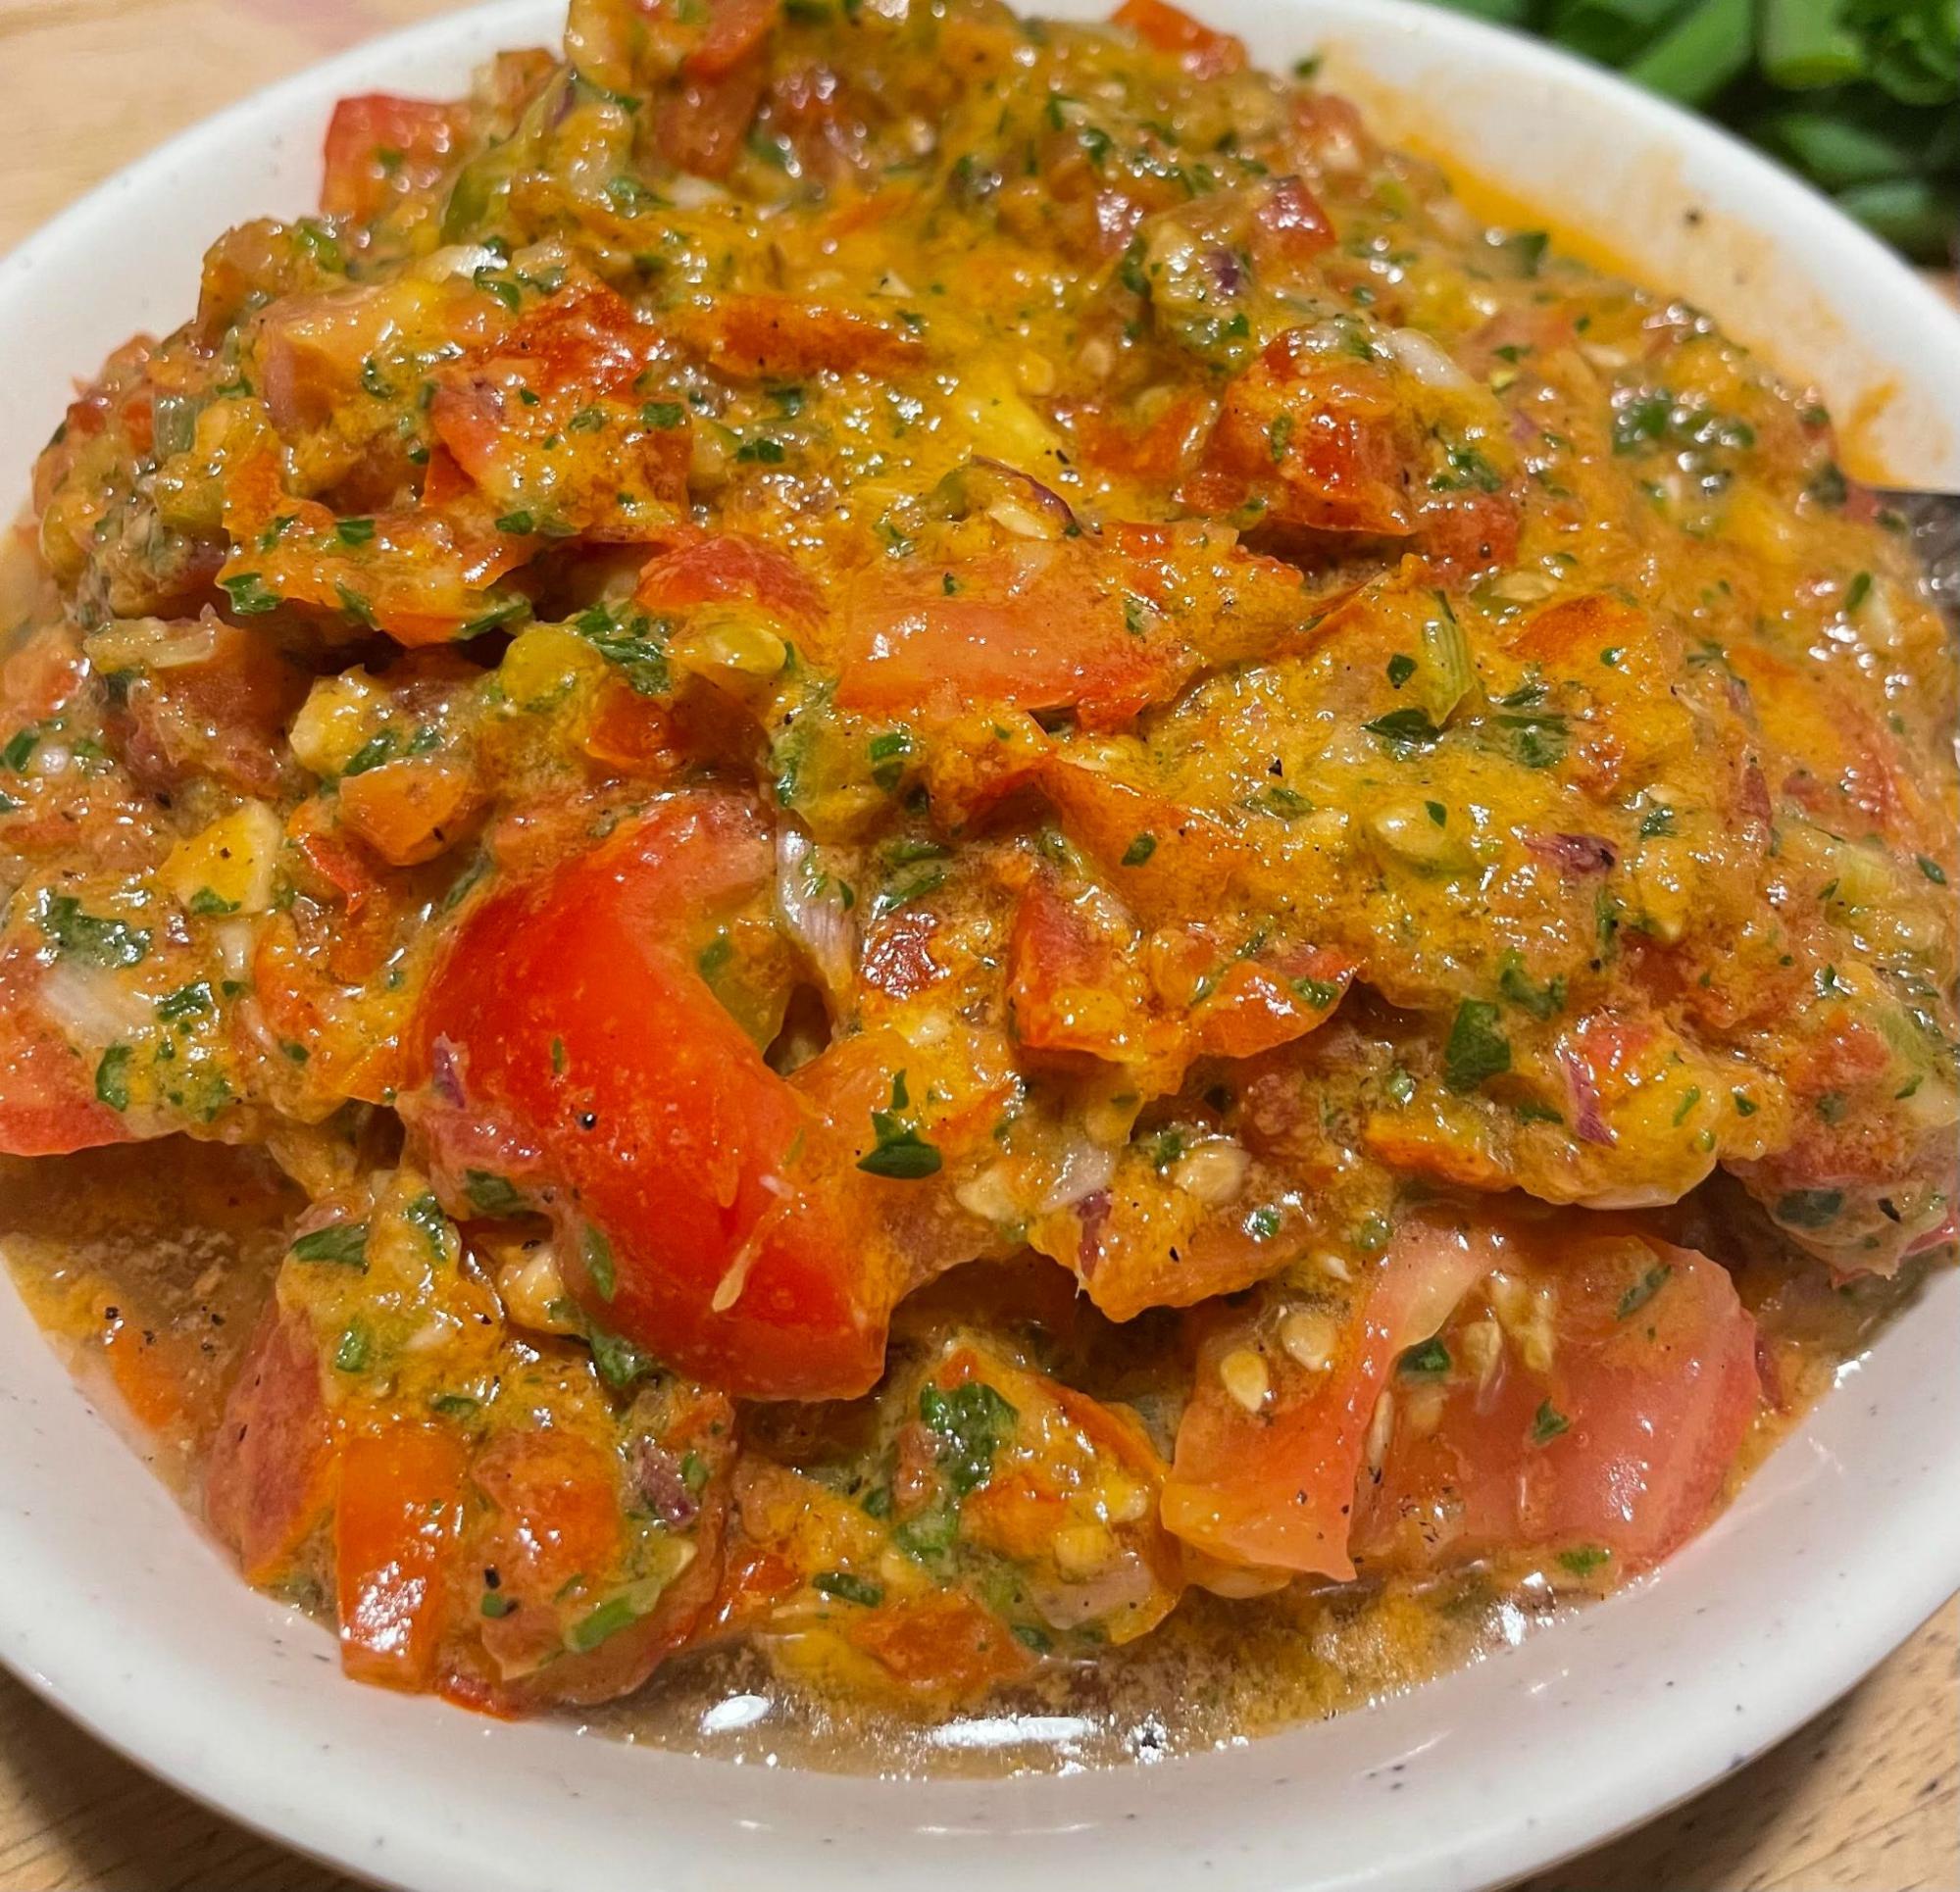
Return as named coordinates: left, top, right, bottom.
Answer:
left=919, top=1378, right=1018, bottom=1495
left=858, top=1070, right=943, bottom=1179
left=1443, top=999, right=1511, bottom=1092
left=290, top=1222, right=371, bottom=1269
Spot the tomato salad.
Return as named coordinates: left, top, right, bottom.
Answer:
left=1, top=0, right=1954, bottom=1731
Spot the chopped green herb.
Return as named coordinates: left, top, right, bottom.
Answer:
left=1616, top=1263, right=1672, bottom=1319
left=463, top=1170, right=528, bottom=1218
left=858, top=1069, right=943, bottom=1179
left=334, top=1322, right=373, bottom=1373
left=94, top=1044, right=132, bottom=1111
left=1364, top=706, right=1443, bottom=748
left=403, top=1192, right=450, bottom=1252
left=1398, top=1336, right=1451, bottom=1377
left=155, top=980, right=215, bottom=1024
left=868, top=727, right=914, bottom=792
left=582, top=1223, right=618, bottom=1301
left=1531, top=1399, right=1570, bottom=1445
left=1443, top=999, right=1511, bottom=1092
left=37, top=894, right=149, bottom=969
left=568, top=1594, right=645, bottom=1652
left=812, top=1570, right=883, bottom=1607
left=919, top=1378, right=1018, bottom=1495
left=1498, top=954, right=1566, bottom=1021
left=219, top=573, right=280, bottom=616
left=291, top=1221, right=371, bottom=1269
left=587, top=1322, right=657, bottom=1391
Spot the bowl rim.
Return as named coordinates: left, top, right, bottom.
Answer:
left=0, top=6, right=1956, bottom=1892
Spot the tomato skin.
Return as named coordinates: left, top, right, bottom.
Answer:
left=1007, top=872, right=1177, bottom=1073
left=834, top=543, right=1184, bottom=730
left=321, top=95, right=464, bottom=223
left=1111, top=0, right=1245, bottom=77
left=204, top=1300, right=335, bottom=1585
left=654, top=62, right=770, bottom=178
left=633, top=533, right=823, bottom=622
left=0, top=1006, right=131, bottom=1159
left=1248, top=175, right=1334, bottom=268
left=842, top=1591, right=1033, bottom=1698
left=406, top=791, right=896, bottom=1400
left=335, top=1421, right=469, bottom=1691
left=1162, top=1212, right=1502, bottom=1576
left=690, top=294, right=923, bottom=379
left=1184, top=333, right=1415, bottom=536
left=462, top=1398, right=735, bottom=1710
left=684, top=0, right=781, bottom=76
left=1353, top=1237, right=1760, bottom=1572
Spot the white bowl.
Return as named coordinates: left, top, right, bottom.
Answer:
left=1, top=6, right=1956, bottom=1891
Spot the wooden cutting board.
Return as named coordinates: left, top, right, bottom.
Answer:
left=0, top=4, right=1953, bottom=1887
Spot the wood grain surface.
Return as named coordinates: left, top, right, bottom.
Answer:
left=0, top=4, right=1954, bottom=1888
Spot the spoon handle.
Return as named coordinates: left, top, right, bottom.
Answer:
left=1877, top=489, right=1960, bottom=631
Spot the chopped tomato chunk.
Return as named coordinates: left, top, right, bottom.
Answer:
left=204, top=1301, right=335, bottom=1585
left=0, top=1006, right=130, bottom=1160
left=1353, top=1236, right=1760, bottom=1572
left=1112, top=0, right=1245, bottom=77
left=321, top=95, right=465, bottom=223
left=833, top=540, right=1188, bottom=730
left=406, top=791, right=898, bottom=1399
left=335, top=1420, right=469, bottom=1690
left=1162, top=1211, right=1503, bottom=1575
left=634, top=533, right=823, bottom=622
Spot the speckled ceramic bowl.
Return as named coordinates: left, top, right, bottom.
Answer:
left=1, top=5, right=1956, bottom=1889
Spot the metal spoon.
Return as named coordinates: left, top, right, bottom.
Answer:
left=1877, top=489, right=1960, bottom=630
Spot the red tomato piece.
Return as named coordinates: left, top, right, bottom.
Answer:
left=1186, top=942, right=1355, bottom=1060
left=405, top=791, right=897, bottom=1400
left=1031, top=754, right=1248, bottom=922
left=842, top=1590, right=1035, bottom=1699
left=678, top=293, right=923, bottom=379
left=833, top=541, right=1188, bottom=730
left=1417, top=489, right=1521, bottom=575
left=1353, top=1237, right=1760, bottom=1572
left=654, top=62, right=771, bottom=179
left=335, top=1420, right=469, bottom=1691
left=1066, top=389, right=1213, bottom=483
left=0, top=1003, right=130, bottom=1159
left=1184, top=332, right=1416, bottom=536
left=1007, top=872, right=1179, bottom=1073
left=633, top=533, right=823, bottom=622
left=1248, top=175, right=1334, bottom=269
left=119, top=618, right=310, bottom=800
left=464, top=1395, right=736, bottom=1710
left=204, top=1300, right=335, bottom=1585
left=1111, top=0, right=1246, bottom=77
left=321, top=95, right=465, bottom=223
left=684, top=0, right=781, bottom=76
left=1161, top=1211, right=1504, bottom=1576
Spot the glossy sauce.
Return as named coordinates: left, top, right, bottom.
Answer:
left=2, top=1138, right=1931, bottom=1770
